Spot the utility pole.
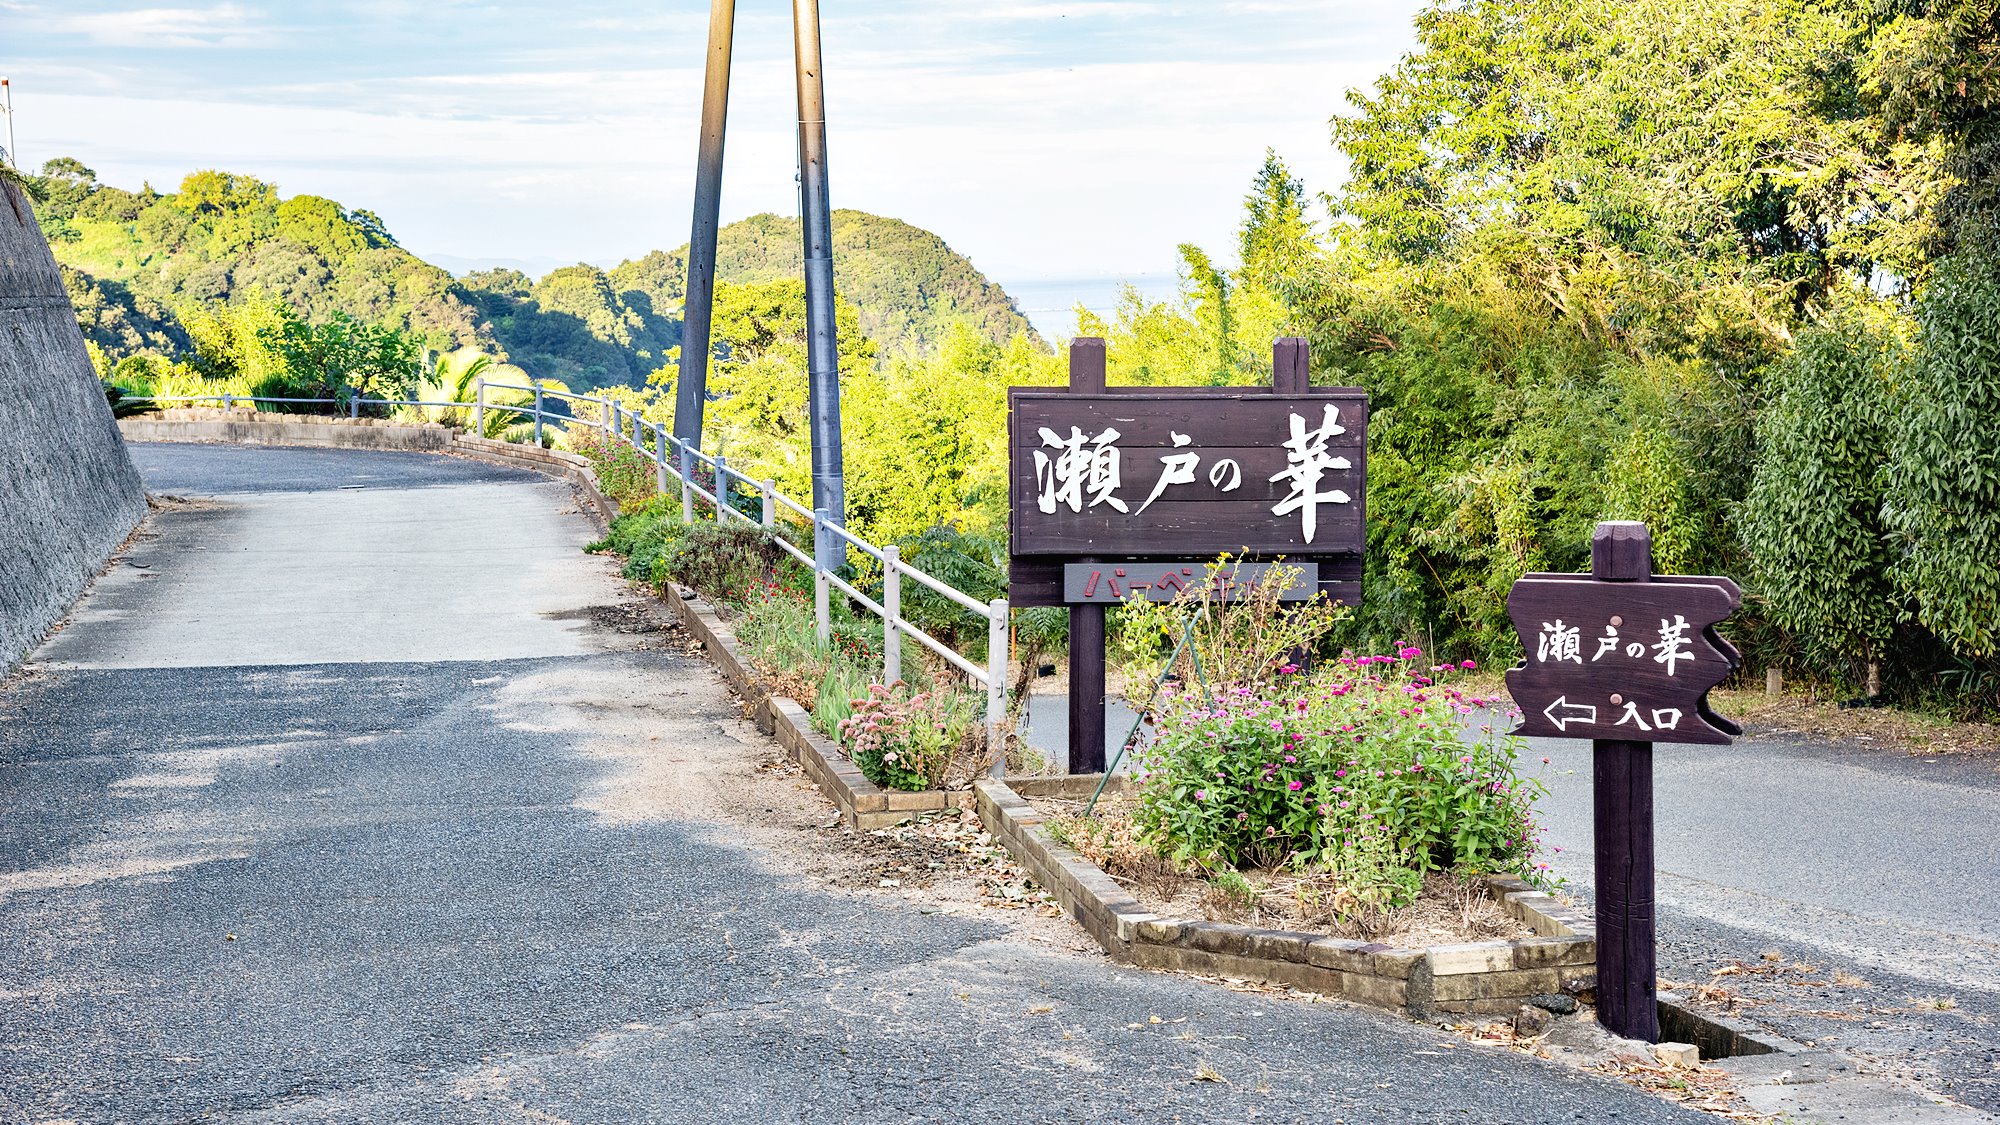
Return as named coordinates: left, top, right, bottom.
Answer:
left=2, top=78, right=16, bottom=170
left=675, top=0, right=736, bottom=454
left=793, top=0, right=845, bottom=572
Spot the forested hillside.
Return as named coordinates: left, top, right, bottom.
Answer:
left=1069, top=0, right=1998, bottom=709
left=29, top=163, right=1031, bottom=391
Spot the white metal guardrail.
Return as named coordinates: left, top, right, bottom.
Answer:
left=130, top=385, right=1011, bottom=771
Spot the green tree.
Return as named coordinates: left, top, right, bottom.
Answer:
left=1741, top=316, right=1899, bottom=691
left=651, top=278, right=877, bottom=501
left=1885, top=242, right=2000, bottom=660
left=1238, top=149, right=1320, bottom=306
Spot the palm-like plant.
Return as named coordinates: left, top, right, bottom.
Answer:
left=396, top=346, right=494, bottom=427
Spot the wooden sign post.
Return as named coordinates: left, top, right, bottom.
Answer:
left=1505, top=521, right=1742, bottom=1042
left=1008, top=338, right=1367, bottom=774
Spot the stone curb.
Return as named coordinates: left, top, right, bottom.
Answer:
left=973, top=774, right=1596, bottom=1021
left=657, top=582, right=966, bottom=830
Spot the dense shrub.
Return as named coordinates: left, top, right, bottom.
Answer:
left=838, top=682, right=983, bottom=791
left=569, top=427, right=661, bottom=508
left=1131, top=651, right=1548, bottom=904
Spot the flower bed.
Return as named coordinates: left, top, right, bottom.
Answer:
left=973, top=564, right=1591, bottom=1018
left=592, top=499, right=993, bottom=825
left=977, top=773, right=1595, bottom=1020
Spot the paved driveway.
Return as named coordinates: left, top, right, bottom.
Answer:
left=0, top=445, right=1706, bottom=1124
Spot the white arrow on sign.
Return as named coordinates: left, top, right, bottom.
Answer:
left=1543, top=696, right=1598, bottom=731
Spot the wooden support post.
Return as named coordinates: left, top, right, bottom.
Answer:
left=1273, top=337, right=1314, bottom=673
left=1067, top=338, right=1108, bottom=775
left=1591, top=520, right=1661, bottom=1044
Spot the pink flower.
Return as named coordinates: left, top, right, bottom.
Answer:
left=1194, top=789, right=1208, bottom=801
left=1287, top=780, right=1303, bottom=791
left=1398, top=645, right=1423, bottom=659
left=1461, top=659, right=1477, bottom=670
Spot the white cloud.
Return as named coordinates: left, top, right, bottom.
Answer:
left=11, top=0, right=1419, bottom=283
left=36, top=4, right=275, bottom=49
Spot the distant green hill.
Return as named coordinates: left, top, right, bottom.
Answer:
left=608, top=211, right=1040, bottom=359
left=32, top=160, right=1034, bottom=390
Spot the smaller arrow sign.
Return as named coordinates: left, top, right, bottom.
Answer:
left=1543, top=696, right=1597, bottom=731
left=1504, top=573, right=1741, bottom=745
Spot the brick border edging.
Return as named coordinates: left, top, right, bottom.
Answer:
left=656, top=582, right=967, bottom=830
left=975, top=774, right=1596, bottom=1020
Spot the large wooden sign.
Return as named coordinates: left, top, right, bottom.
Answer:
left=1008, top=337, right=1369, bottom=776
left=1505, top=575, right=1743, bottom=744
left=1008, top=338, right=1367, bottom=608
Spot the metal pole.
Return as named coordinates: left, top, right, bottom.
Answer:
left=1, top=78, right=15, bottom=170
left=1590, top=520, right=1662, bottom=1043
left=813, top=507, right=832, bottom=645
left=793, top=0, right=845, bottom=573
left=473, top=376, right=485, bottom=437
left=881, top=545, right=902, bottom=685
left=713, top=455, right=729, bottom=523
left=533, top=388, right=544, bottom=447
left=676, top=0, right=736, bottom=454
left=760, top=479, right=776, bottom=529
left=987, top=598, right=1009, bottom=777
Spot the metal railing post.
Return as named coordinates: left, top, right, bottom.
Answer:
left=654, top=424, right=670, bottom=497
left=533, top=388, right=545, bottom=447
left=760, top=480, right=775, bottom=528
left=350, top=391, right=361, bottom=419
left=680, top=447, right=695, bottom=523
left=712, top=455, right=728, bottom=523
left=813, top=507, right=832, bottom=646
left=882, top=544, right=902, bottom=685
left=987, top=598, right=1009, bottom=777
left=473, top=377, right=485, bottom=436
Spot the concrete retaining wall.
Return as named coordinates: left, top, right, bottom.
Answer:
left=116, top=415, right=620, bottom=532
left=0, top=178, right=148, bottom=669
left=120, top=409, right=454, bottom=452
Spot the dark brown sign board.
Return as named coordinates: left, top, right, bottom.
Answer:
left=1505, top=574, right=1743, bottom=745
left=1502, top=521, right=1742, bottom=1046
left=1063, top=561, right=1318, bottom=605
left=1007, top=337, right=1369, bottom=774
left=1008, top=349, right=1366, bottom=609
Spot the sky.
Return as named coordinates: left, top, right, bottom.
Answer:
left=0, top=1, right=1424, bottom=330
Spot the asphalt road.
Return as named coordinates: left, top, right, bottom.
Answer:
left=1526, top=710, right=2000, bottom=1112
left=0, top=445, right=1705, bottom=1124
